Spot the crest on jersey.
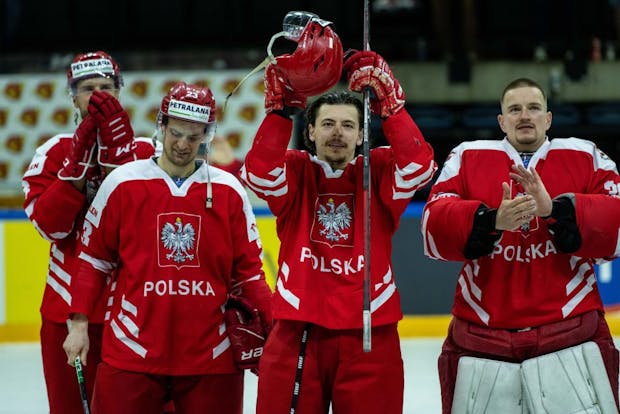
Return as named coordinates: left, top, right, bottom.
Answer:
left=311, top=194, right=354, bottom=247
left=158, top=213, right=201, bottom=269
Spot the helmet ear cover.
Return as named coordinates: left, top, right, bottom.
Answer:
left=67, top=50, right=123, bottom=95
left=274, top=19, right=343, bottom=96
left=158, top=81, right=217, bottom=144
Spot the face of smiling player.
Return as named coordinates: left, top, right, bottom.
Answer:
left=498, top=85, right=552, bottom=152
left=308, top=103, right=363, bottom=171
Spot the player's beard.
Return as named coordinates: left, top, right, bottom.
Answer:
left=164, top=145, right=195, bottom=169
left=322, top=140, right=354, bottom=170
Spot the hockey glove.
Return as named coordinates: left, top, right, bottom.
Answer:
left=58, top=116, right=98, bottom=181
left=544, top=193, right=582, bottom=253
left=224, top=295, right=267, bottom=372
left=343, top=50, right=405, bottom=118
left=264, top=63, right=307, bottom=116
left=88, top=91, right=137, bottom=168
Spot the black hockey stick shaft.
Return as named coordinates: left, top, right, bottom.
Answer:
left=74, top=356, right=91, bottom=414
left=289, top=326, right=309, bottom=414
left=362, top=0, right=372, bottom=354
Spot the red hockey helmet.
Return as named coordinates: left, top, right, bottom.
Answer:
left=271, top=13, right=343, bottom=96
left=67, top=51, right=123, bottom=95
left=159, top=81, right=217, bottom=143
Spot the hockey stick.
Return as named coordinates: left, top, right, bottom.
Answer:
left=74, top=356, right=92, bottom=414
left=289, top=325, right=310, bottom=414
left=362, top=0, right=372, bottom=353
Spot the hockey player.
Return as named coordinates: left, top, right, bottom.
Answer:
left=62, top=82, right=272, bottom=413
left=423, top=77, right=620, bottom=413
left=241, top=15, right=437, bottom=413
left=21, top=50, right=157, bottom=414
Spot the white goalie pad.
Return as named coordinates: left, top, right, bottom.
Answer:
left=521, top=341, right=618, bottom=414
left=452, top=356, right=526, bottom=414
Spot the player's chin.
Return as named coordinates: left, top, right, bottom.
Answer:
left=172, top=154, right=192, bottom=166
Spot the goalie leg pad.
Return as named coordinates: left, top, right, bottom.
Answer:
left=452, top=356, right=525, bottom=414
left=521, top=341, right=618, bottom=414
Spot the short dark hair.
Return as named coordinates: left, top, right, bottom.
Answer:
left=302, top=91, right=364, bottom=155
left=501, top=78, right=547, bottom=106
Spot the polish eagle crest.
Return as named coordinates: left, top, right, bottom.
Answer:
left=317, top=197, right=352, bottom=242
left=161, top=217, right=196, bottom=263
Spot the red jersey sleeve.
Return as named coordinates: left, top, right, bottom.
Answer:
left=241, top=113, right=300, bottom=216
left=22, top=136, right=88, bottom=240
left=70, top=174, right=122, bottom=318
left=422, top=145, right=486, bottom=261
left=228, top=185, right=273, bottom=324
left=573, top=148, right=620, bottom=258
left=380, top=108, right=436, bottom=201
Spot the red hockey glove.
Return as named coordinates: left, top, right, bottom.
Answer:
left=88, top=91, right=137, bottom=168
left=343, top=50, right=405, bottom=118
left=264, top=63, right=307, bottom=115
left=57, top=116, right=98, bottom=181
left=224, top=296, right=267, bottom=372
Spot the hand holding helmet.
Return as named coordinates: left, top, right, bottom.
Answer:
left=88, top=91, right=136, bottom=167
left=262, top=11, right=343, bottom=114
left=344, top=50, right=405, bottom=118
left=264, top=63, right=307, bottom=114
left=57, top=116, right=98, bottom=181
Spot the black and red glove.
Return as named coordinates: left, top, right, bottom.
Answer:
left=57, top=116, right=98, bottom=181
left=88, top=91, right=137, bottom=168
left=343, top=50, right=405, bottom=118
left=264, top=63, right=307, bottom=115
left=224, top=295, right=268, bottom=372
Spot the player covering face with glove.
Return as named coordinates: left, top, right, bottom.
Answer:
left=242, top=13, right=436, bottom=413
left=22, top=50, right=158, bottom=414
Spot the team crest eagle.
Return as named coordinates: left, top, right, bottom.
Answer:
left=161, top=217, right=196, bottom=263
left=317, top=198, right=352, bottom=242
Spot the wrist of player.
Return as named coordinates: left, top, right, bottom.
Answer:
left=96, top=115, right=137, bottom=167
left=464, top=205, right=502, bottom=260
left=97, top=142, right=137, bottom=167
left=58, top=145, right=96, bottom=181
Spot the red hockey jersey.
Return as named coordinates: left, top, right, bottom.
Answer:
left=22, top=135, right=157, bottom=323
left=71, top=159, right=272, bottom=375
left=242, top=111, right=436, bottom=329
left=423, top=137, right=620, bottom=329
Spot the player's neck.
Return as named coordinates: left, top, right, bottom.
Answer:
left=156, top=156, right=196, bottom=180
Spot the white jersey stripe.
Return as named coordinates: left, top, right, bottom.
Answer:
left=212, top=337, right=231, bottom=360
left=562, top=274, right=596, bottom=317
left=566, top=262, right=590, bottom=295
left=110, top=319, right=147, bottom=358
left=458, top=275, right=490, bottom=325
left=49, top=260, right=71, bottom=285
left=118, top=312, right=140, bottom=338
left=370, top=282, right=396, bottom=313
left=121, top=295, right=138, bottom=317
left=46, top=274, right=71, bottom=306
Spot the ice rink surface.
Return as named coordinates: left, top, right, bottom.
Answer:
left=0, top=338, right=443, bottom=414
left=3, top=337, right=619, bottom=413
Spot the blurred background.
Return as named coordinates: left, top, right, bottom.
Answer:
left=2, top=0, right=620, bottom=203
left=1, top=0, right=620, bottom=343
